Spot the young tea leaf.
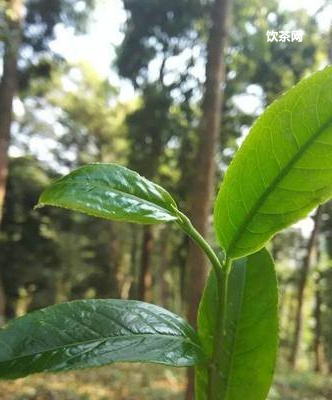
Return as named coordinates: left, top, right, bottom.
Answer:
left=37, top=163, right=178, bottom=224
left=0, top=299, right=204, bottom=379
left=214, top=66, right=332, bottom=259
left=196, top=248, right=278, bottom=400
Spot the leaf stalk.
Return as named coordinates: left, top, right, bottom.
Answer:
left=175, top=209, right=223, bottom=275
left=175, top=208, right=232, bottom=399
left=208, top=256, right=232, bottom=399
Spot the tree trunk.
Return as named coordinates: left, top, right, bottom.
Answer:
left=129, top=225, right=140, bottom=299
left=0, top=0, right=23, bottom=220
left=0, top=0, right=24, bottom=324
left=0, top=277, right=6, bottom=326
left=185, top=0, right=232, bottom=398
left=138, top=225, right=154, bottom=301
left=109, top=223, right=121, bottom=298
left=288, top=207, right=322, bottom=369
left=159, top=227, right=170, bottom=307
left=313, top=271, right=324, bottom=372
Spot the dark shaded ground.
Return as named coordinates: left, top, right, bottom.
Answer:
left=0, top=364, right=331, bottom=399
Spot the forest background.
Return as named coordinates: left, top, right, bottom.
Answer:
left=1, top=0, right=332, bottom=399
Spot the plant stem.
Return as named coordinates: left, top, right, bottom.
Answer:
left=175, top=208, right=232, bottom=399
left=175, top=210, right=222, bottom=275
left=208, top=256, right=232, bottom=399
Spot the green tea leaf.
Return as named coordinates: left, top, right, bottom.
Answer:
left=196, top=248, right=278, bottom=400
left=37, top=163, right=178, bottom=224
left=0, top=299, right=204, bottom=379
left=214, top=66, right=332, bottom=258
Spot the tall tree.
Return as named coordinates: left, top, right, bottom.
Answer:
left=125, top=85, right=175, bottom=300
left=0, top=0, right=96, bottom=221
left=289, top=207, right=322, bottom=369
left=0, top=1, right=96, bottom=321
left=320, top=249, right=332, bottom=372
left=185, top=0, right=232, bottom=398
left=313, top=268, right=324, bottom=372
left=3, top=63, right=130, bottom=304
left=0, top=0, right=94, bottom=319
left=0, top=0, right=24, bottom=323
left=116, top=0, right=205, bottom=301
left=0, top=0, right=24, bottom=221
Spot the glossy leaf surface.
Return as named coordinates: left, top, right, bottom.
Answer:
left=196, top=248, right=278, bottom=400
left=37, top=163, right=178, bottom=224
left=0, top=299, right=204, bottom=379
left=214, top=66, right=332, bottom=258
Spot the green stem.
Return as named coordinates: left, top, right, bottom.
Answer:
left=175, top=210, right=222, bottom=274
left=208, top=256, right=232, bottom=399
left=175, top=208, right=232, bottom=399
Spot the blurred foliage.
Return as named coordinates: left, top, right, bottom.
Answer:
left=117, top=0, right=207, bottom=87
left=1, top=0, right=332, bottom=395
left=0, top=0, right=97, bottom=91
left=0, top=157, right=123, bottom=317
